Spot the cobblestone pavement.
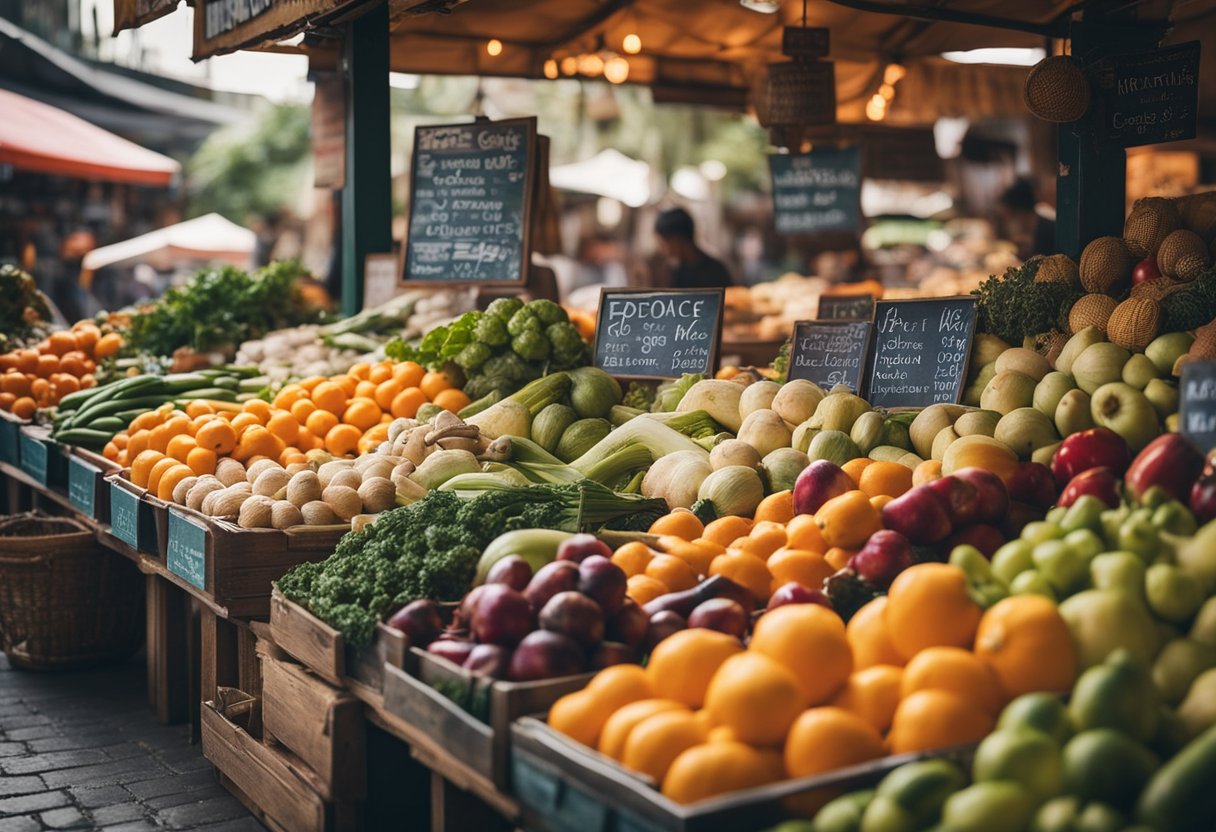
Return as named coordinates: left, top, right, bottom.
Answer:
left=0, top=654, right=263, bottom=831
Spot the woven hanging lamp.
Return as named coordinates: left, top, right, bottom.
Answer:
left=759, top=0, right=836, bottom=129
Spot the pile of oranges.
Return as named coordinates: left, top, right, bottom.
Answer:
left=104, top=358, right=466, bottom=470
left=548, top=567, right=1076, bottom=806
left=0, top=324, right=122, bottom=420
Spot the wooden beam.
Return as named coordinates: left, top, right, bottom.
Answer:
left=822, top=0, right=1069, bottom=37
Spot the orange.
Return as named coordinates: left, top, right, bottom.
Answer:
left=620, top=710, right=709, bottom=783
left=271, top=383, right=306, bottom=410
left=342, top=397, right=382, bottom=431
left=858, top=461, right=914, bottom=499
left=46, top=331, right=78, bottom=356
left=612, top=542, right=655, bottom=577
left=233, top=425, right=284, bottom=463
left=784, top=706, right=886, bottom=780
left=701, top=516, right=752, bottom=548
left=433, top=388, right=471, bottom=413
left=290, top=398, right=317, bottom=423
left=126, top=429, right=151, bottom=459
left=690, top=538, right=726, bottom=557
left=420, top=370, right=455, bottom=399
left=829, top=665, right=903, bottom=733
left=750, top=604, right=852, bottom=705
left=885, top=564, right=982, bottom=661
left=549, top=664, right=653, bottom=749
left=373, top=378, right=404, bottom=411
left=280, top=448, right=308, bottom=467
left=28, top=378, right=49, bottom=402
left=130, top=449, right=167, bottom=489
left=815, top=490, right=882, bottom=549
left=305, top=409, right=340, bottom=439
left=102, top=441, right=118, bottom=460
left=93, top=332, right=122, bottom=360
left=847, top=597, right=905, bottom=669
left=973, top=594, right=1076, bottom=699
left=393, top=360, right=425, bottom=388
left=767, top=548, right=833, bottom=595
left=746, top=520, right=788, bottom=559
left=145, top=457, right=181, bottom=496
left=325, top=423, right=362, bottom=457
left=390, top=387, right=427, bottom=419
left=354, top=380, right=377, bottom=399
left=626, top=574, right=668, bottom=605
left=887, top=689, right=995, bottom=755
left=266, top=411, right=301, bottom=445
left=295, top=429, right=323, bottom=452
left=241, top=399, right=273, bottom=422
left=229, top=412, right=262, bottom=436
left=842, top=457, right=875, bottom=486
left=900, top=646, right=1006, bottom=718
left=869, top=495, right=894, bottom=512
left=35, top=354, right=59, bottom=378
left=644, top=555, right=698, bottom=594
left=156, top=463, right=195, bottom=502
left=704, top=652, right=807, bottom=746
left=657, top=537, right=716, bottom=576
left=332, top=374, right=358, bottom=396
left=597, top=699, right=688, bottom=761
left=661, top=742, right=785, bottom=805
left=297, top=375, right=327, bottom=392
left=785, top=514, right=826, bottom=552
left=913, top=459, right=943, bottom=486
left=190, top=413, right=219, bottom=433
left=648, top=510, right=704, bottom=540
left=347, top=361, right=371, bottom=381
left=646, top=629, right=743, bottom=708
left=311, top=381, right=348, bottom=415
left=825, top=547, right=856, bottom=571
left=129, top=410, right=161, bottom=432
left=184, top=400, right=214, bottom=419
left=754, top=490, right=795, bottom=525
left=186, top=447, right=218, bottom=477
left=368, top=362, right=393, bottom=384
left=709, top=552, right=772, bottom=604
left=0, top=373, right=30, bottom=397
left=195, top=420, right=237, bottom=455
left=165, top=434, right=198, bottom=463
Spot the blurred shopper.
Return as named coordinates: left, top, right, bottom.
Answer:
left=654, top=207, right=733, bottom=289
left=998, top=178, right=1055, bottom=260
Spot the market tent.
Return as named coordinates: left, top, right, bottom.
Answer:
left=0, top=87, right=181, bottom=186
left=549, top=149, right=652, bottom=207
left=81, top=213, right=256, bottom=271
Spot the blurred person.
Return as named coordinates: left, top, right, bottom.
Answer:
left=653, top=207, right=733, bottom=289
left=998, top=178, right=1055, bottom=261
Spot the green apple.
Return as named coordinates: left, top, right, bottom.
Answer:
left=973, top=728, right=1062, bottom=801
left=1151, top=502, right=1198, bottom=536
left=1034, top=372, right=1076, bottom=417
left=1100, top=507, right=1130, bottom=549
left=1031, top=796, right=1082, bottom=832
left=1011, top=569, right=1057, bottom=599
left=1046, top=505, right=1068, bottom=526
left=999, top=692, right=1073, bottom=745
left=1056, top=326, right=1104, bottom=376
left=1064, top=529, right=1104, bottom=562
left=1145, top=563, right=1204, bottom=623
left=1073, top=342, right=1131, bottom=394
left=1117, top=516, right=1161, bottom=560
left=1121, top=353, right=1159, bottom=390
left=1143, top=378, right=1179, bottom=421
left=1034, top=540, right=1088, bottom=595
left=1145, top=331, right=1194, bottom=375
left=1090, top=552, right=1147, bottom=600
left=1090, top=382, right=1160, bottom=453
left=1055, top=389, right=1095, bottom=436
left=1138, top=485, right=1173, bottom=510
left=941, top=782, right=1035, bottom=832
left=992, top=540, right=1034, bottom=585
left=1023, top=521, right=1065, bottom=545
left=1032, top=441, right=1061, bottom=467
left=1061, top=495, right=1108, bottom=534
left=1152, top=637, right=1216, bottom=706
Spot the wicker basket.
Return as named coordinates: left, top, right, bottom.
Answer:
left=0, top=512, right=143, bottom=670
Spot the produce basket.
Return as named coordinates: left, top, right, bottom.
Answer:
left=0, top=511, right=143, bottom=669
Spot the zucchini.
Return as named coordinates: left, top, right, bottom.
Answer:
left=52, top=428, right=118, bottom=449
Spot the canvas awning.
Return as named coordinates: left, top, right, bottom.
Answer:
left=549, top=149, right=652, bottom=207
left=82, top=213, right=256, bottom=271
left=0, top=88, right=181, bottom=186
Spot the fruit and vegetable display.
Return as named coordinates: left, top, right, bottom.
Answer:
left=1, top=320, right=121, bottom=419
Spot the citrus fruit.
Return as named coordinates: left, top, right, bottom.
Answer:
left=703, top=652, right=807, bottom=746
left=997, top=692, right=1073, bottom=746
left=648, top=510, right=704, bottom=540
left=784, top=706, right=886, bottom=779
left=816, top=490, right=882, bottom=549
left=646, top=629, right=742, bottom=708
left=549, top=664, right=653, bottom=749
left=750, top=604, right=852, bottom=704
left=974, top=594, right=1077, bottom=699
left=888, top=689, right=995, bottom=755
left=620, top=710, right=708, bottom=783
left=829, top=665, right=903, bottom=733
left=661, top=741, right=785, bottom=805
left=847, top=597, right=904, bottom=669
left=900, top=646, right=1007, bottom=718
left=940, top=781, right=1036, bottom=832
left=597, top=699, right=688, bottom=761
left=885, top=563, right=982, bottom=660
left=973, top=728, right=1063, bottom=802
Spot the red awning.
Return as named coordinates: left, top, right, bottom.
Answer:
left=0, top=88, right=180, bottom=186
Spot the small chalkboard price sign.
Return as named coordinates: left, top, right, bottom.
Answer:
left=818, top=294, right=875, bottom=321
left=769, top=147, right=862, bottom=235
left=787, top=321, right=872, bottom=391
left=1180, top=361, right=1216, bottom=452
left=594, top=289, right=725, bottom=380
left=1093, top=42, right=1200, bottom=148
left=403, top=117, right=536, bottom=285
left=866, top=297, right=977, bottom=409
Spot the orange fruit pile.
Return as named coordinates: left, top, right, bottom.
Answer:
left=0, top=323, right=118, bottom=419
left=104, top=359, right=467, bottom=468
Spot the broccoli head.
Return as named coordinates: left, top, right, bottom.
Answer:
left=454, top=341, right=493, bottom=372
left=545, top=322, right=584, bottom=367
left=507, top=308, right=542, bottom=337
left=473, top=314, right=509, bottom=347
left=481, top=351, right=532, bottom=383
left=512, top=330, right=550, bottom=362
left=526, top=299, right=568, bottom=326
left=486, top=297, right=524, bottom=322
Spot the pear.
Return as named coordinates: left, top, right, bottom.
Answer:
left=1055, top=389, right=1095, bottom=436
left=972, top=334, right=1012, bottom=368
left=1146, top=331, right=1195, bottom=376
left=910, top=404, right=960, bottom=458
left=1072, top=342, right=1131, bottom=394
left=1032, top=442, right=1061, bottom=467
left=1090, top=382, right=1159, bottom=452
left=1153, top=638, right=1216, bottom=706
left=1177, top=667, right=1216, bottom=737
left=1144, top=378, right=1180, bottom=421
left=981, top=371, right=1038, bottom=415
left=995, top=407, right=1061, bottom=459
left=955, top=409, right=1001, bottom=438
left=932, top=426, right=959, bottom=461
left=1033, top=372, right=1076, bottom=417
left=1122, top=353, right=1159, bottom=390
left=1192, top=597, right=1216, bottom=648
left=808, top=391, right=871, bottom=432
left=1056, top=326, right=1105, bottom=376
left=995, top=347, right=1053, bottom=381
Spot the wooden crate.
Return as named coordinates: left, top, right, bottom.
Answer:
left=164, top=504, right=346, bottom=619
left=202, top=689, right=359, bottom=832
left=381, top=648, right=593, bottom=791
left=268, top=588, right=410, bottom=694
left=106, top=472, right=160, bottom=556
left=18, top=425, right=67, bottom=489
left=260, top=645, right=366, bottom=800
left=66, top=448, right=118, bottom=525
left=511, top=718, right=953, bottom=832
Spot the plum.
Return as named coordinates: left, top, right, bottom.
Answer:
left=524, top=560, right=579, bottom=612
left=456, top=585, right=488, bottom=629
left=385, top=599, right=444, bottom=648
left=767, top=582, right=833, bottom=611
left=643, top=574, right=754, bottom=618
left=484, top=555, right=533, bottom=591
left=606, top=601, right=649, bottom=648
left=643, top=610, right=687, bottom=653
left=508, top=631, right=584, bottom=682
left=589, top=642, right=637, bottom=670
left=687, top=598, right=748, bottom=639
left=463, top=643, right=512, bottom=679
left=427, top=637, right=474, bottom=666
left=471, top=584, right=533, bottom=647
left=556, top=534, right=613, bottom=564
left=577, top=555, right=627, bottom=616
left=539, top=591, right=605, bottom=649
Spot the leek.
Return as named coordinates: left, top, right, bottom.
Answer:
left=508, top=442, right=652, bottom=488
left=648, top=409, right=724, bottom=440
left=569, top=416, right=707, bottom=475
left=509, top=373, right=572, bottom=416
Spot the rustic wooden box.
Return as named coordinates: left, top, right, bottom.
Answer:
left=381, top=648, right=593, bottom=792
left=18, top=425, right=67, bottom=489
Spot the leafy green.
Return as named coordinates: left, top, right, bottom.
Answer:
left=512, top=330, right=550, bottom=362
left=526, top=298, right=567, bottom=326
left=485, top=297, right=523, bottom=322
left=973, top=261, right=1081, bottom=346
left=0, top=266, right=51, bottom=352
left=772, top=339, right=791, bottom=383
left=622, top=381, right=657, bottom=410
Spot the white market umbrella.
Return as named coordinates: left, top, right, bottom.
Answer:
left=82, top=213, right=256, bottom=271
left=549, top=149, right=651, bottom=208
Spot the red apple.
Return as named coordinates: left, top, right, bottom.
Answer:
left=881, top=485, right=953, bottom=545
left=556, top=534, right=613, bottom=564
left=1125, top=433, right=1205, bottom=503
left=1132, top=256, right=1162, bottom=285
left=1190, top=469, right=1216, bottom=524
left=767, top=582, right=833, bottom=611
left=1051, top=428, right=1131, bottom=487
left=952, top=468, right=1011, bottom=526
left=1059, top=467, right=1121, bottom=509
left=793, top=460, right=854, bottom=515
left=1006, top=462, right=1058, bottom=510
left=926, top=475, right=981, bottom=527
left=944, top=524, right=1006, bottom=558
left=848, top=530, right=915, bottom=589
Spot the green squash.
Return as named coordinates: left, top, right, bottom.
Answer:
left=532, top=403, right=577, bottom=454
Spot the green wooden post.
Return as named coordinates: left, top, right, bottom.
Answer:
left=341, top=1, right=392, bottom=316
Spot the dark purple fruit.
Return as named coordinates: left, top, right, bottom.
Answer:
left=463, top=643, right=512, bottom=679
left=508, top=631, right=584, bottom=682
left=385, top=599, right=444, bottom=648
left=471, top=584, right=533, bottom=647
left=577, top=555, right=627, bottom=616
left=606, top=601, right=648, bottom=648
left=524, top=560, right=579, bottom=613
left=427, top=637, right=474, bottom=666
left=767, top=582, right=833, bottom=611
left=538, top=591, right=604, bottom=649
left=589, top=642, right=637, bottom=670
left=687, top=598, right=748, bottom=639
left=642, top=610, right=686, bottom=653
left=484, top=555, right=533, bottom=592
left=556, top=534, right=613, bottom=564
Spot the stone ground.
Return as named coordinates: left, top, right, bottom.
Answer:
left=0, top=653, right=263, bottom=831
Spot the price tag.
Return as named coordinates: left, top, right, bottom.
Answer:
left=593, top=289, right=725, bottom=379
left=1093, top=42, right=1200, bottom=148
left=1180, top=361, right=1216, bottom=452
left=866, top=297, right=977, bottom=409
left=19, top=433, right=48, bottom=484
left=818, top=294, right=874, bottom=321
left=68, top=456, right=99, bottom=518
left=787, top=321, right=871, bottom=391
left=110, top=482, right=142, bottom=550
left=167, top=509, right=207, bottom=590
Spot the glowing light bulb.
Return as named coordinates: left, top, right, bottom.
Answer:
left=879, top=83, right=895, bottom=100
left=883, top=63, right=906, bottom=84
left=623, top=34, right=642, bottom=54
left=560, top=56, right=578, bottom=76
left=604, top=56, right=629, bottom=84
left=543, top=59, right=559, bottom=79
left=866, top=99, right=887, bottom=121
left=578, top=53, right=604, bottom=77
left=486, top=39, right=503, bottom=57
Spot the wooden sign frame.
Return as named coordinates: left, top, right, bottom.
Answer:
left=401, top=116, right=537, bottom=289
left=865, top=296, right=977, bottom=409
left=593, top=287, right=726, bottom=381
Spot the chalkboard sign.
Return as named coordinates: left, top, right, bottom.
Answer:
left=1180, top=361, right=1216, bottom=452
left=866, top=297, right=977, bottom=409
left=770, top=147, right=862, bottom=235
left=69, top=456, right=99, bottom=519
left=788, top=321, right=872, bottom=391
left=818, top=294, right=875, bottom=321
left=167, top=510, right=207, bottom=591
left=0, top=416, right=19, bottom=465
left=594, top=289, right=725, bottom=379
left=403, top=117, right=536, bottom=285
left=110, top=482, right=142, bottom=550
left=1093, top=42, right=1200, bottom=148
left=19, top=432, right=48, bottom=485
